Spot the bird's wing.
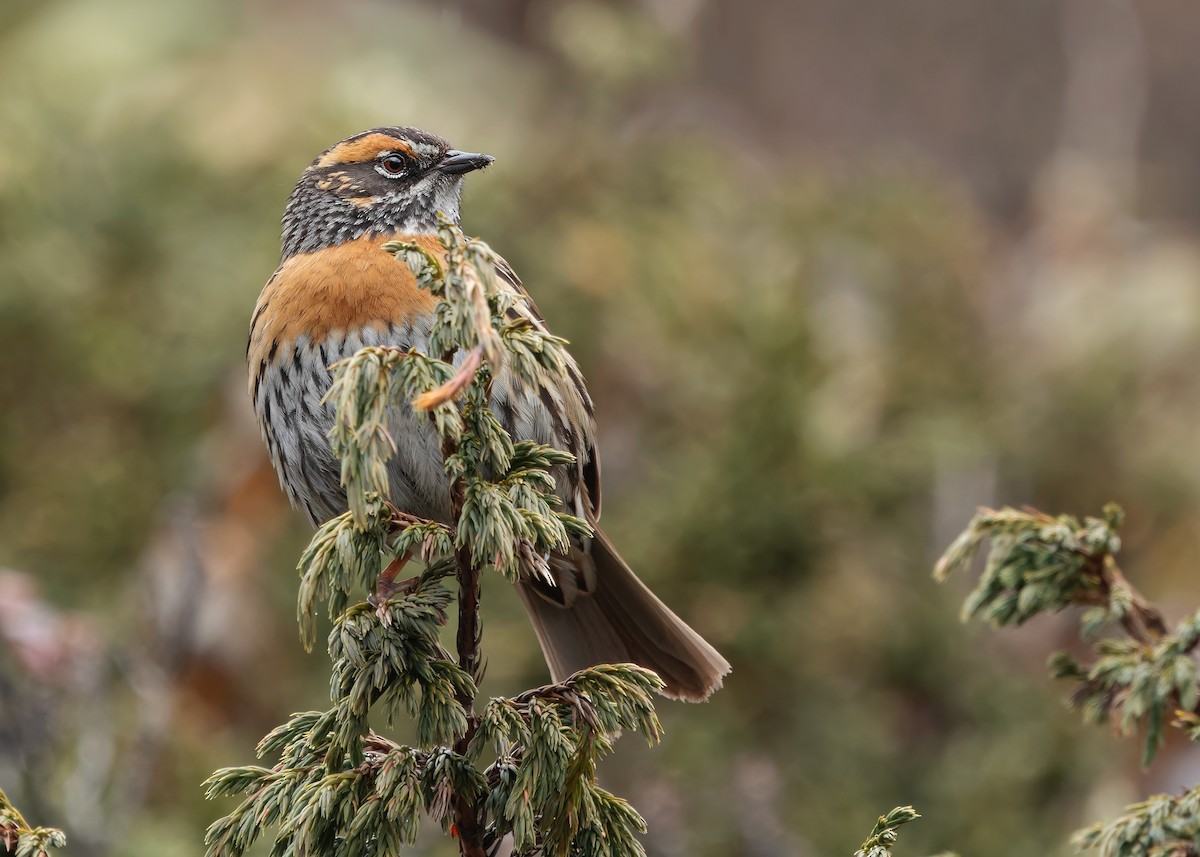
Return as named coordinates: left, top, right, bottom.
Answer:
left=493, top=255, right=601, bottom=521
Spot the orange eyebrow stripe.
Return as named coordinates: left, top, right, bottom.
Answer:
left=316, top=134, right=416, bottom=168
left=247, top=234, right=443, bottom=375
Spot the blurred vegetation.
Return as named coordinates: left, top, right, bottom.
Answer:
left=4, top=1, right=1200, bottom=856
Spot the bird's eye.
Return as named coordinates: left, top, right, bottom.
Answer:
left=378, top=154, right=409, bottom=176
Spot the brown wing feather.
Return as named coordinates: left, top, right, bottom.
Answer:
left=494, top=255, right=601, bottom=519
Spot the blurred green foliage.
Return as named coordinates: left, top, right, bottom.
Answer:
left=5, top=1, right=1200, bottom=856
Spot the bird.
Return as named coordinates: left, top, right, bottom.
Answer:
left=247, top=127, right=730, bottom=701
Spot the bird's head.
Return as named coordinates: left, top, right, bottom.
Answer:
left=281, top=127, right=492, bottom=258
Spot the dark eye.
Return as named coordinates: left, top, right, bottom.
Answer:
left=378, top=154, right=408, bottom=176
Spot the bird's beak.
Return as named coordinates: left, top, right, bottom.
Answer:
left=437, top=150, right=494, bottom=175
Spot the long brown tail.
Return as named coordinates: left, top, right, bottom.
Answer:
left=515, top=529, right=730, bottom=701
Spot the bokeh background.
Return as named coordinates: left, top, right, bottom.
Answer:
left=3, top=0, right=1200, bottom=855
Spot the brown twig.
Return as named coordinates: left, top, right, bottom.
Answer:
left=422, top=230, right=502, bottom=857
left=1102, top=559, right=1170, bottom=645
left=1071, top=549, right=1171, bottom=647
left=438, top=424, right=486, bottom=857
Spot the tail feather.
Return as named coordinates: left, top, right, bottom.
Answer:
left=515, top=529, right=730, bottom=701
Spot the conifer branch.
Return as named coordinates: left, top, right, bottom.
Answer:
left=937, top=504, right=1200, bottom=857
left=854, top=806, right=921, bottom=857
left=206, top=216, right=656, bottom=857
left=0, top=788, right=65, bottom=857
left=1067, top=711, right=1200, bottom=856
left=1072, top=787, right=1200, bottom=857
left=935, top=503, right=1198, bottom=766
left=446, top=423, right=487, bottom=857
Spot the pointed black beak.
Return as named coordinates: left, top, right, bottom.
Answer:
left=437, top=150, right=494, bottom=175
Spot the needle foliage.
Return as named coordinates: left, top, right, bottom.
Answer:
left=0, top=788, right=65, bottom=857
left=854, top=806, right=921, bottom=857
left=204, top=219, right=664, bottom=857
left=936, top=504, right=1200, bottom=857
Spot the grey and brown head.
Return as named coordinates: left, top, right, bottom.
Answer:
left=280, top=127, right=492, bottom=259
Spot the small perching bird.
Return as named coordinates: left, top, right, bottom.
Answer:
left=248, top=127, right=730, bottom=701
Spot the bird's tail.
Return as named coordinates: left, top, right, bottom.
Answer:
left=515, top=528, right=730, bottom=701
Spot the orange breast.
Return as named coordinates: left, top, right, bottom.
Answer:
left=248, top=234, right=441, bottom=373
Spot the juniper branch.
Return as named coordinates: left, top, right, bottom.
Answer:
left=854, top=806, right=921, bottom=857
left=206, top=216, right=657, bottom=857
left=0, top=788, right=65, bottom=857
left=935, top=503, right=1198, bottom=766
left=446, top=420, right=487, bottom=857
left=935, top=503, right=1200, bottom=857
left=1072, top=788, right=1200, bottom=857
